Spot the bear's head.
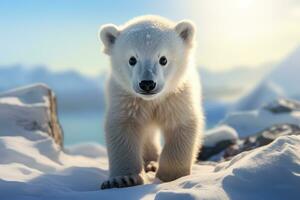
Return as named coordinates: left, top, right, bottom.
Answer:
left=99, top=15, right=196, bottom=100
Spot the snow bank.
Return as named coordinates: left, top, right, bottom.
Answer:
left=1, top=133, right=299, bottom=199
left=0, top=84, right=63, bottom=146
left=204, top=125, right=238, bottom=147
left=220, top=108, right=300, bottom=137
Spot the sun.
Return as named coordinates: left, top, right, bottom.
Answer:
left=184, top=0, right=282, bottom=70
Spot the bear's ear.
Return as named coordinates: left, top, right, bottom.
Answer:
left=174, top=20, right=196, bottom=46
left=98, top=24, right=120, bottom=54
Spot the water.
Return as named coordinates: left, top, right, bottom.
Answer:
left=58, top=105, right=223, bottom=146
left=59, top=112, right=105, bottom=146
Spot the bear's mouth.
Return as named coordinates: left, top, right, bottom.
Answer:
left=138, top=91, right=157, bottom=95
left=133, top=85, right=163, bottom=99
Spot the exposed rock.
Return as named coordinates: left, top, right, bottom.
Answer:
left=198, top=125, right=238, bottom=161
left=198, top=123, right=300, bottom=161
left=0, top=84, right=64, bottom=148
left=223, top=123, right=300, bottom=159
left=219, top=98, right=300, bottom=137
left=198, top=139, right=235, bottom=161
left=48, top=88, right=64, bottom=147
left=200, top=99, right=300, bottom=161
left=263, top=98, right=300, bottom=113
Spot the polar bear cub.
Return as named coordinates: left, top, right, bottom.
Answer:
left=99, top=15, right=204, bottom=189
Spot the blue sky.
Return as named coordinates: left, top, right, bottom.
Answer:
left=1, top=0, right=300, bottom=76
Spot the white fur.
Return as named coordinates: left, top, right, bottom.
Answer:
left=99, top=15, right=204, bottom=189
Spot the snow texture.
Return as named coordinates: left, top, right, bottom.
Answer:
left=1, top=133, right=299, bottom=199
left=204, top=125, right=238, bottom=147
left=1, top=84, right=300, bottom=200
left=220, top=108, right=300, bottom=137
left=0, top=84, right=63, bottom=145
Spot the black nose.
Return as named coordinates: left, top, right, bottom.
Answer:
left=139, top=80, right=156, bottom=92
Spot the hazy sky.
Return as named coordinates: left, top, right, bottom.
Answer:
left=1, top=0, right=300, bottom=76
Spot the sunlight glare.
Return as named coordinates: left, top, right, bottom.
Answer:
left=237, top=0, right=254, bottom=9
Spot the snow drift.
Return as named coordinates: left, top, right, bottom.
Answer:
left=221, top=99, right=300, bottom=137
left=0, top=84, right=63, bottom=146
left=203, top=125, right=238, bottom=147
left=0, top=131, right=299, bottom=199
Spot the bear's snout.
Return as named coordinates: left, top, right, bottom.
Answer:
left=139, top=80, right=156, bottom=93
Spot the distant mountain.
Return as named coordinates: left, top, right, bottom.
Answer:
left=233, top=81, right=285, bottom=111
left=265, top=45, right=300, bottom=97
left=0, top=65, right=105, bottom=112
left=233, top=45, right=300, bottom=111
left=200, top=65, right=272, bottom=101
left=0, top=63, right=272, bottom=127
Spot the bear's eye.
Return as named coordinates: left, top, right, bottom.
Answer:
left=129, top=56, right=137, bottom=66
left=159, top=56, right=167, bottom=66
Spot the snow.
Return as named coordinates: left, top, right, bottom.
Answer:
left=0, top=84, right=52, bottom=140
left=204, top=125, right=238, bottom=147
left=233, top=45, right=300, bottom=112
left=233, top=81, right=285, bottom=111
left=200, top=66, right=270, bottom=102
left=265, top=45, right=300, bottom=97
left=1, top=133, right=300, bottom=199
left=1, top=85, right=300, bottom=199
left=220, top=108, right=300, bottom=137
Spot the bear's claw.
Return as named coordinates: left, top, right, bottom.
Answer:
left=101, top=174, right=144, bottom=189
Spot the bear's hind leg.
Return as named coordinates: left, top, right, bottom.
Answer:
left=143, top=128, right=160, bottom=172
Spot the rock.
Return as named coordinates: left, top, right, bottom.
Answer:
left=220, top=98, right=300, bottom=138
left=198, top=139, right=235, bottom=161
left=223, top=123, right=300, bottom=159
left=263, top=98, right=300, bottom=114
left=198, top=125, right=238, bottom=161
left=48, top=87, right=64, bottom=147
left=0, top=84, right=63, bottom=147
left=199, top=123, right=300, bottom=161
left=203, top=125, right=238, bottom=147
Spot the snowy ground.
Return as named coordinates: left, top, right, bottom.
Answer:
left=0, top=133, right=300, bottom=200
left=221, top=105, right=300, bottom=137
left=1, top=84, right=300, bottom=200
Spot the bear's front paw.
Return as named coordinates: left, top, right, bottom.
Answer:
left=101, top=174, right=144, bottom=190
left=145, top=161, right=158, bottom=172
